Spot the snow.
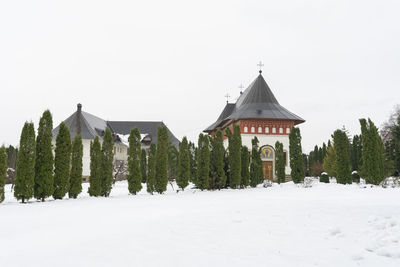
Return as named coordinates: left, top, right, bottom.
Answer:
left=116, top=133, right=148, bottom=147
left=1, top=179, right=400, bottom=267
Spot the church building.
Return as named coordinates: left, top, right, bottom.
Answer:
left=204, top=69, right=305, bottom=181
left=52, top=104, right=179, bottom=181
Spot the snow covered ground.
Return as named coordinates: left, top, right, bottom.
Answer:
left=1, top=179, right=399, bottom=267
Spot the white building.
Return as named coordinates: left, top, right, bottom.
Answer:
left=52, top=104, right=179, bottom=181
left=204, top=70, right=305, bottom=180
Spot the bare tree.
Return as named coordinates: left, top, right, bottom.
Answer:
left=113, top=160, right=128, bottom=184
left=381, top=105, right=400, bottom=142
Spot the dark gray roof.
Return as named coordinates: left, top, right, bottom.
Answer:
left=107, top=121, right=180, bottom=146
left=53, top=104, right=180, bottom=146
left=204, top=73, right=305, bottom=132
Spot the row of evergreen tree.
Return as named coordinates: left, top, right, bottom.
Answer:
left=305, top=115, right=400, bottom=185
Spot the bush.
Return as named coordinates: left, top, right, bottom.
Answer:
left=320, top=172, right=329, bottom=183
left=352, top=171, right=360, bottom=183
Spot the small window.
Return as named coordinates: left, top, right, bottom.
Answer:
left=286, top=128, right=290, bottom=134
left=258, top=126, right=262, bottom=133
left=272, top=127, right=276, bottom=133
left=244, top=126, right=248, bottom=133
left=265, top=127, right=269, bottom=133
left=251, top=126, right=255, bottom=133
left=279, top=128, right=283, bottom=134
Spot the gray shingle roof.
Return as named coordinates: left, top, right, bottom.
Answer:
left=204, top=73, right=305, bottom=133
left=52, top=104, right=180, bottom=146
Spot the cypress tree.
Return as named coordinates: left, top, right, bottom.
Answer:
left=250, top=136, right=263, bottom=187
left=210, top=130, right=226, bottom=190
left=323, top=145, right=337, bottom=178
left=303, top=153, right=309, bottom=176
left=289, top=127, right=305, bottom=183
left=127, top=128, right=142, bottom=195
left=53, top=122, right=71, bottom=200
left=69, top=134, right=83, bottom=198
left=351, top=135, right=362, bottom=171
left=360, top=118, right=385, bottom=184
left=275, top=141, right=285, bottom=184
left=88, top=136, right=102, bottom=196
left=227, top=125, right=242, bottom=188
left=196, top=133, right=210, bottom=190
left=0, top=146, right=7, bottom=203
left=177, top=136, right=190, bottom=191
left=168, top=144, right=179, bottom=182
left=333, top=129, right=352, bottom=184
left=34, top=110, right=54, bottom=201
left=101, top=127, right=114, bottom=197
left=146, top=143, right=156, bottom=194
left=392, top=116, right=400, bottom=175
left=140, top=149, right=147, bottom=183
left=188, top=142, right=197, bottom=183
left=322, top=143, right=327, bottom=161
left=240, top=146, right=250, bottom=188
left=14, top=122, right=36, bottom=203
left=155, top=125, right=169, bottom=194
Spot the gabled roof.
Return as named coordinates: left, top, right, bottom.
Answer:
left=52, top=104, right=180, bottom=146
left=204, top=73, right=305, bottom=133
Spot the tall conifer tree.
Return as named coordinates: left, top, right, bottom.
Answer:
left=196, top=134, right=210, bottom=190
left=227, top=125, right=242, bottom=188
left=14, top=122, right=36, bottom=203
left=101, top=127, right=114, bottom=197
left=88, top=136, right=102, bottom=196
left=188, top=142, right=197, bottom=183
left=333, top=129, right=352, bottom=184
left=0, top=146, right=7, bottom=203
left=69, top=134, right=83, bottom=198
left=127, top=128, right=142, bottom=194
left=146, top=143, right=156, bottom=194
left=250, top=137, right=263, bottom=187
left=140, top=149, right=147, bottom=183
left=210, top=130, right=226, bottom=190
left=289, top=127, right=305, bottom=183
left=240, top=146, right=250, bottom=188
left=177, top=137, right=190, bottom=191
left=275, top=141, right=285, bottom=184
left=53, top=122, right=71, bottom=199
left=34, top=110, right=54, bottom=201
left=155, top=125, right=169, bottom=193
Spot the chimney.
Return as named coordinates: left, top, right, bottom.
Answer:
left=77, top=103, right=82, bottom=112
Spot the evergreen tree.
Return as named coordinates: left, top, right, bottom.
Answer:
left=177, top=137, right=190, bottom=191
left=168, top=144, right=179, bottom=182
left=140, top=149, right=147, bottom=183
left=351, top=135, right=362, bottom=171
left=34, top=110, right=54, bottom=201
left=303, top=153, right=309, bottom=176
left=226, top=125, right=242, bottom=188
left=210, top=130, right=226, bottom=190
left=53, top=122, right=71, bottom=200
left=392, top=116, right=400, bottom=175
left=289, top=127, right=305, bottom=183
left=188, top=141, right=197, bottom=183
left=333, top=129, right=352, bottom=184
left=323, top=145, right=337, bottom=178
left=127, top=128, right=142, bottom=195
left=360, top=118, right=385, bottom=185
left=146, top=143, right=156, bottom=194
left=101, top=128, right=114, bottom=197
left=6, top=145, right=18, bottom=170
left=196, top=133, right=210, bottom=190
left=155, top=125, right=169, bottom=193
left=14, top=122, right=36, bottom=203
left=328, top=140, right=332, bottom=148
left=240, top=146, right=250, bottom=188
left=275, top=141, right=285, bottom=184
left=322, top=143, right=327, bottom=161
left=69, top=134, right=83, bottom=198
left=250, top=137, right=263, bottom=187
left=88, top=136, right=102, bottom=196
left=0, top=146, right=7, bottom=203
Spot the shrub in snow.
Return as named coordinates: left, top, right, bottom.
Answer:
left=263, top=179, right=272, bottom=188
left=303, top=177, right=314, bottom=188
left=352, top=171, right=360, bottom=184
left=380, top=177, right=400, bottom=188
left=320, top=172, right=329, bottom=183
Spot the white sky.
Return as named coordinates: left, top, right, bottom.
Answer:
left=1, top=0, right=399, bottom=152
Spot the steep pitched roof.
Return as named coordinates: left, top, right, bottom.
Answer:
left=204, top=73, right=305, bottom=133
left=107, top=121, right=180, bottom=146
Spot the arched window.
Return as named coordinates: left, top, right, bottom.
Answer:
left=258, top=126, right=262, bottom=133
left=272, top=127, right=276, bottom=133
left=279, top=127, right=283, bottom=134
left=265, top=127, right=269, bottom=134
left=286, top=128, right=290, bottom=134
left=251, top=126, right=255, bottom=133
left=244, top=126, right=248, bottom=133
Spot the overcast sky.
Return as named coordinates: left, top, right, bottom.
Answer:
left=1, top=0, right=399, bottom=152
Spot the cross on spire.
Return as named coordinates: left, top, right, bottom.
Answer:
left=224, top=93, right=231, bottom=103
left=257, top=61, right=264, bottom=74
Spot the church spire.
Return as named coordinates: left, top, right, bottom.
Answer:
left=257, top=61, right=264, bottom=74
